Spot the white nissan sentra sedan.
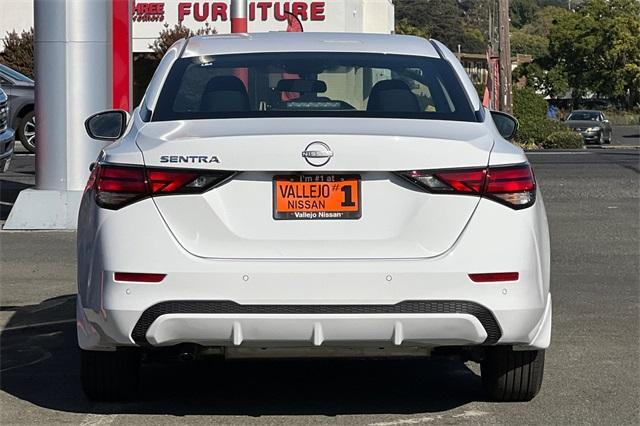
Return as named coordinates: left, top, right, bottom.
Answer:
left=78, top=32, right=551, bottom=402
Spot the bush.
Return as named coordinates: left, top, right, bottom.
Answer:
left=0, top=28, right=34, bottom=78
left=543, top=131, right=584, bottom=149
left=513, top=87, right=547, bottom=121
left=516, top=116, right=567, bottom=147
left=512, top=87, right=568, bottom=148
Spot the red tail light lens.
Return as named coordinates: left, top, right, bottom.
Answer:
left=432, top=169, right=486, bottom=193
left=90, top=164, right=234, bottom=210
left=485, top=164, right=536, bottom=208
left=399, top=163, right=536, bottom=209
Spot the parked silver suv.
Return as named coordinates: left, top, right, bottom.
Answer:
left=0, top=64, right=35, bottom=153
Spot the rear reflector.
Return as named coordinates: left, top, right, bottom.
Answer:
left=114, top=272, right=166, bottom=283
left=468, top=272, right=519, bottom=283
left=399, top=163, right=536, bottom=209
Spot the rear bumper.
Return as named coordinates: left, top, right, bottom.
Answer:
left=77, top=193, right=552, bottom=353
left=78, top=295, right=551, bottom=352
left=133, top=300, right=500, bottom=346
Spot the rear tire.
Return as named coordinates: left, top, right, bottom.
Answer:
left=17, top=110, right=36, bottom=153
left=481, top=347, right=545, bottom=402
left=81, top=348, right=141, bottom=401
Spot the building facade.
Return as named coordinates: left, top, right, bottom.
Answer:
left=0, top=0, right=395, bottom=52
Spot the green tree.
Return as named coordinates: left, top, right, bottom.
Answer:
left=0, top=28, right=34, bottom=78
left=514, top=61, right=569, bottom=98
left=521, top=6, right=572, bottom=37
left=549, top=0, right=640, bottom=105
left=148, top=23, right=216, bottom=60
left=510, top=0, right=539, bottom=28
left=510, top=30, right=549, bottom=58
left=395, top=19, right=429, bottom=39
left=395, top=0, right=487, bottom=53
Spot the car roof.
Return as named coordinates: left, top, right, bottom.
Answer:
left=570, top=110, right=601, bottom=113
left=182, top=32, right=441, bottom=58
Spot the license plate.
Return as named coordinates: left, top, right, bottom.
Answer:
left=273, top=174, right=361, bottom=220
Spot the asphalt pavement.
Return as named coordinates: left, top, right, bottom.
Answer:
left=0, top=148, right=639, bottom=425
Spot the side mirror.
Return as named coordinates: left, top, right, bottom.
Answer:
left=85, top=110, right=129, bottom=141
left=490, top=111, right=519, bottom=140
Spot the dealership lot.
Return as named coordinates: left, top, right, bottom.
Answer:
left=1, top=149, right=639, bottom=424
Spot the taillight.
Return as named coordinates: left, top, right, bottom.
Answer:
left=90, top=164, right=234, bottom=210
left=399, top=163, right=536, bottom=209
left=485, top=164, right=536, bottom=208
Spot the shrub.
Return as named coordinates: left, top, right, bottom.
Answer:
left=515, top=116, right=567, bottom=147
left=513, top=86, right=547, bottom=121
left=512, top=87, right=568, bottom=148
left=543, top=131, right=584, bottom=149
left=0, top=28, right=34, bottom=78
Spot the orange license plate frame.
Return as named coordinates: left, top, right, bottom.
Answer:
left=273, top=175, right=361, bottom=220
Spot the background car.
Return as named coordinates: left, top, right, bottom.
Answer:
left=0, top=64, right=35, bottom=153
left=0, top=87, right=15, bottom=172
left=564, top=109, right=612, bottom=144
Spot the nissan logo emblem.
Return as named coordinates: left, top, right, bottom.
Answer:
left=302, top=141, right=333, bottom=167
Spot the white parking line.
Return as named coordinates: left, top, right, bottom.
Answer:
left=368, top=416, right=442, bottom=426
left=526, top=151, right=593, bottom=155
left=80, top=414, right=118, bottom=426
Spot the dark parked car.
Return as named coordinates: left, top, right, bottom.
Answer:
left=564, top=110, right=612, bottom=145
left=0, top=87, right=15, bottom=172
left=0, top=64, right=35, bottom=152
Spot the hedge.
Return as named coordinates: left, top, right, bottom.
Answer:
left=512, top=87, right=580, bottom=148
left=543, top=131, right=584, bottom=149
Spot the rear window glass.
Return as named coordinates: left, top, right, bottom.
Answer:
left=567, top=112, right=600, bottom=121
left=152, top=52, right=476, bottom=122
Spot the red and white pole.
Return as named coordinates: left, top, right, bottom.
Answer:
left=230, top=0, right=249, bottom=87
left=230, top=0, right=248, bottom=33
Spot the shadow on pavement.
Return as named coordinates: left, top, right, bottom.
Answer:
left=1, top=295, right=485, bottom=416
left=0, top=181, right=31, bottom=221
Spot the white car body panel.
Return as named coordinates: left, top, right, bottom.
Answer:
left=181, top=32, right=441, bottom=59
left=77, top=33, right=551, bottom=355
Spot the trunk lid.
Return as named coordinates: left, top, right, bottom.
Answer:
left=137, top=118, right=493, bottom=259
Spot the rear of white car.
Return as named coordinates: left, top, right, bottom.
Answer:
left=77, top=33, right=551, bottom=402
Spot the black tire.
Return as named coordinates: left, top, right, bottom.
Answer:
left=17, top=110, right=36, bottom=153
left=597, top=131, right=604, bottom=145
left=81, top=348, right=141, bottom=401
left=481, top=347, right=545, bottom=402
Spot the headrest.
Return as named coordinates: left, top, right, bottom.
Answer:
left=367, top=79, right=421, bottom=113
left=370, top=80, right=413, bottom=92
left=200, top=75, right=250, bottom=112
left=204, top=75, right=247, bottom=93
left=276, top=79, right=327, bottom=93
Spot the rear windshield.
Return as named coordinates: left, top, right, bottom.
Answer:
left=152, top=52, right=476, bottom=122
left=567, top=112, right=600, bottom=121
